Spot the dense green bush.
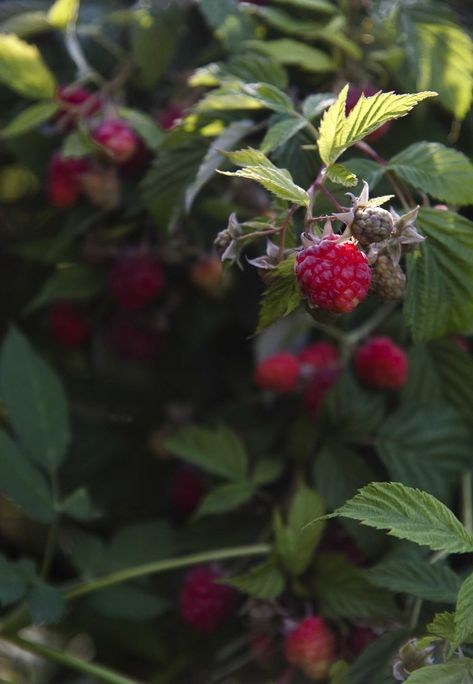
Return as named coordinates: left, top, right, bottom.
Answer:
left=1, top=0, right=473, bottom=682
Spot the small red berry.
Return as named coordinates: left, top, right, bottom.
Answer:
left=346, top=84, right=392, bottom=142
left=92, top=120, right=139, bottom=164
left=254, top=352, right=300, bottom=393
left=295, top=236, right=371, bottom=314
left=158, top=104, right=184, bottom=131
left=170, top=465, right=205, bottom=518
left=108, top=255, right=165, bottom=310
left=355, top=336, right=408, bottom=390
left=303, top=367, right=340, bottom=417
left=299, top=342, right=339, bottom=370
left=179, top=565, right=235, bottom=632
left=106, top=318, right=159, bottom=360
left=56, top=86, right=102, bottom=129
left=48, top=153, right=88, bottom=208
left=284, top=616, right=336, bottom=681
left=345, top=626, right=377, bottom=659
left=49, top=303, right=89, bottom=348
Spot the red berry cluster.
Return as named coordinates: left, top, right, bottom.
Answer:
left=179, top=565, right=235, bottom=632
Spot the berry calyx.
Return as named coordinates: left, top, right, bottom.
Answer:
left=351, top=206, right=394, bottom=246
left=371, top=254, right=406, bottom=301
left=170, top=465, right=205, bottom=519
left=284, top=616, right=336, bottom=681
left=295, top=236, right=371, bottom=314
left=92, top=120, right=139, bottom=164
left=355, top=336, right=408, bottom=390
left=48, top=153, right=88, bottom=208
left=346, top=84, right=392, bottom=142
left=108, top=254, right=165, bottom=310
left=254, top=352, right=300, bottom=393
left=48, top=303, right=89, bottom=348
left=179, top=565, right=235, bottom=632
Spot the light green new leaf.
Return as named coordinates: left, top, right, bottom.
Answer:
left=366, top=558, right=460, bottom=603
left=223, top=561, right=285, bottom=599
left=261, top=117, right=306, bottom=153
left=405, top=660, right=473, bottom=683
left=242, top=82, right=293, bottom=113
left=256, top=256, right=302, bottom=334
left=404, top=209, right=473, bottom=341
left=318, top=85, right=436, bottom=166
left=1, top=101, right=58, bottom=138
left=326, top=163, right=357, bottom=187
left=454, top=572, right=473, bottom=648
left=427, top=611, right=456, bottom=642
left=118, top=107, right=164, bottom=151
left=0, top=34, right=56, bottom=99
left=47, top=0, right=79, bottom=29
left=220, top=147, right=309, bottom=206
left=195, top=481, right=254, bottom=517
left=163, top=424, right=248, bottom=481
left=388, top=143, right=473, bottom=206
left=331, top=482, right=473, bottom=554
left=244, top=39, right=336, bottom=73
left=0, top=431, right=54, bottom=523
left=0, top=328, right=70, bottom=474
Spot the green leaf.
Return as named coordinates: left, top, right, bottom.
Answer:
left=163, top=424, right=248, bottom=481
left=0, top=34, right=56, bottom=99
left=186, top=120, right=253, bottom=211
left=275, top=482, right=325, bottom=575
left=26, top=582, right=65, bottom=625
left=47, top=0, right=79, bottom=29
left=242, top=82, right=293, bottom=113
left=318, top=85, right=437, bottom=166
left=198, top=0, right=256, bottom=51
left=1, top=101, right=58, bottom=138
left=131, top=7, right=181, bottom=89
left=0, top=328, right=70, bottom=474
left=388, top=143, right=473, bottom=206
left=89, top=585, right=169, bottom=621
left=427, top=611, right=456, bottom=642
left=61, top=130, right=97, bottom=158
left=220, top=147, right=310, bottom=206
left=260, top=116, right=306, bottom=154
left=104, top=521, right=176, bottom=573
left=0, top=12, right=51, bottom=39
left=195, top=481, right=254, bottom=516
left=244, top=39, right=336, bottom=73
left=197, top=86, right=264, bottom=112
left=252, top=459, right=283, bottom=486
left=24, top=265, right=104, bottom=313
left=271, top=0, right=337, bottom=12
left=376, top=404, right=472, bottom=500
left=60, top=488, right=95, bottom=521
left=404, top=209, right=473, bottom=342
left=302, top=93, right=335, bottom=120
left=256, top=257, right=302, bottom=334
left=366, top=558, right=460, bottom=603
left=313, top=554, right=398, bottom=620
left=428, top=341, right=473, bottom=422
left=413, top=21, right=473, bottom=120
left=454, top=572, right=473, bottom=648
left=332, top=482, right=473, bottom=554
left=326, top=162, right=358, bottom=187
left=348, top=630, right=410, bottom=684
left=405, top=660, right=473, bottom=683
left=117, top=107, right=164, bottom=151
left=0, top=555, right=32, bottom=606
left=223, top=561, right=285, bottom=599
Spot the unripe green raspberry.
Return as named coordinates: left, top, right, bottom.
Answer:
left=371, top=254, right=406, bottom=300
left=352, top=206, right=394, bottom=246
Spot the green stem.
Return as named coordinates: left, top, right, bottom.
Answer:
left=462, top=470, right=473, bottom=535
left=346, top=302, right=397, bottom=346
left=409, top=597, right=423, bottom=630
left=40, top=517, right=59, bottom=579
left=2, top=634, right=141, bottom=684
left=65, top=544, right=271, bottom=600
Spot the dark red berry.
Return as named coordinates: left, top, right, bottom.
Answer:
left=158, top=104, right=184, bottom=131
left=92, top=120, right=139, bottom=164
left=170, top=465, right=205, bottom=518
left=56, top=86, right=102, bottom=130
left=355, top=336, right=408, bottom=390
left=346, top=84, right=392, bottom=142
left=179, top=565, right=235, bottom=632
left=298, top=341, right=339, bottom=370
left=303, top=367, right=341, bottom=418
left=284, top=616, right=336, bottom=681
left=49, top=303, right=89, bottom=348
left=106, top=318, right=159, bottom=360
left=295, top=236, right=371, bottom=314
left=108, top=255, right=165, bottom=310
left=48, top=153, right=88, bottom=208
left=254, top=352, right=300, bottom=393
left=345, top=626, right=377, bottom=659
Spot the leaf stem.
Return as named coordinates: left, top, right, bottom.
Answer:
left=40, top=517, right=59, bottom=579
left=1, top=634, right=142, bottom=684
left=462, top=470, right=473, bottom=535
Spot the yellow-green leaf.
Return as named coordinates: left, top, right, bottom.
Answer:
left=47, top=0, right=79, bottom=29
left=0, top=34, right=56, bottom=99
left=326, top=162, right=357, bottom=187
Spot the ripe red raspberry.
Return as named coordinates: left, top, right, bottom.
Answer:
left=179, top=565, right=235, bottom=632
left=92, top=120, right=139, bottom=164
left=284, top=616, right=336, bottom=681
left=254, top=352, right=300, bottom=393
left=345, top=626, right=377, bottom=659
left=346, top=84, right=392, bottom=142
left=108, top=255, right=165, bottom=310
left=303, top=366, right=341, bottom=418
left=170, top=465, right=205, bottom=518
left=106, top=318, right=159, bottom=360
left=48, top=303, right=89, bottom=348
left=48, top=153, right=88, bottom=208
left=295, top=237, right=371, bottom=314
left=299, top=341, right=339, bottom=370
left=56, top=86, right=102, bottom=129
left=355, top=336, right=408, bottom=390
left=158, top=104, right=184, bottom=131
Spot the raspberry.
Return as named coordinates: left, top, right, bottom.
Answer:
left=355, top=336, right=408, bottom=390
left=295, top=236, right=371, bottom=313
left=48, top=153, right=88, bottom=208
left=106, top=318, right=159, bottom=360
left=284, top=616, right=336, bottom=681
left=108, top=255, right=165, bottom=310
left=303, top=367, right=340, bottom=418
left=298, top=341, right=339, bottom=370
left=179, top=565, right=235, bottom=632
left=49, top=303, right=88, bottom=348
left=346, top=84, right=392, bottom=142
left=254, top=352, right=300, bottom=393
left=92, top=120, right=139, bottom=164
left=351, top=206, right=394, bottom=246
left=56, top=86, right=102, bottom=129
left=158, top=104, right=184, bottom=131
left=371, top=255, right=406, bottom=301
left=170, top=465, right=205, bottom=518
left=345, top=626, right=377, bottom=659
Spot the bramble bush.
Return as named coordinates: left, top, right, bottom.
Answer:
left=1, top=0, right=473, bottom=682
